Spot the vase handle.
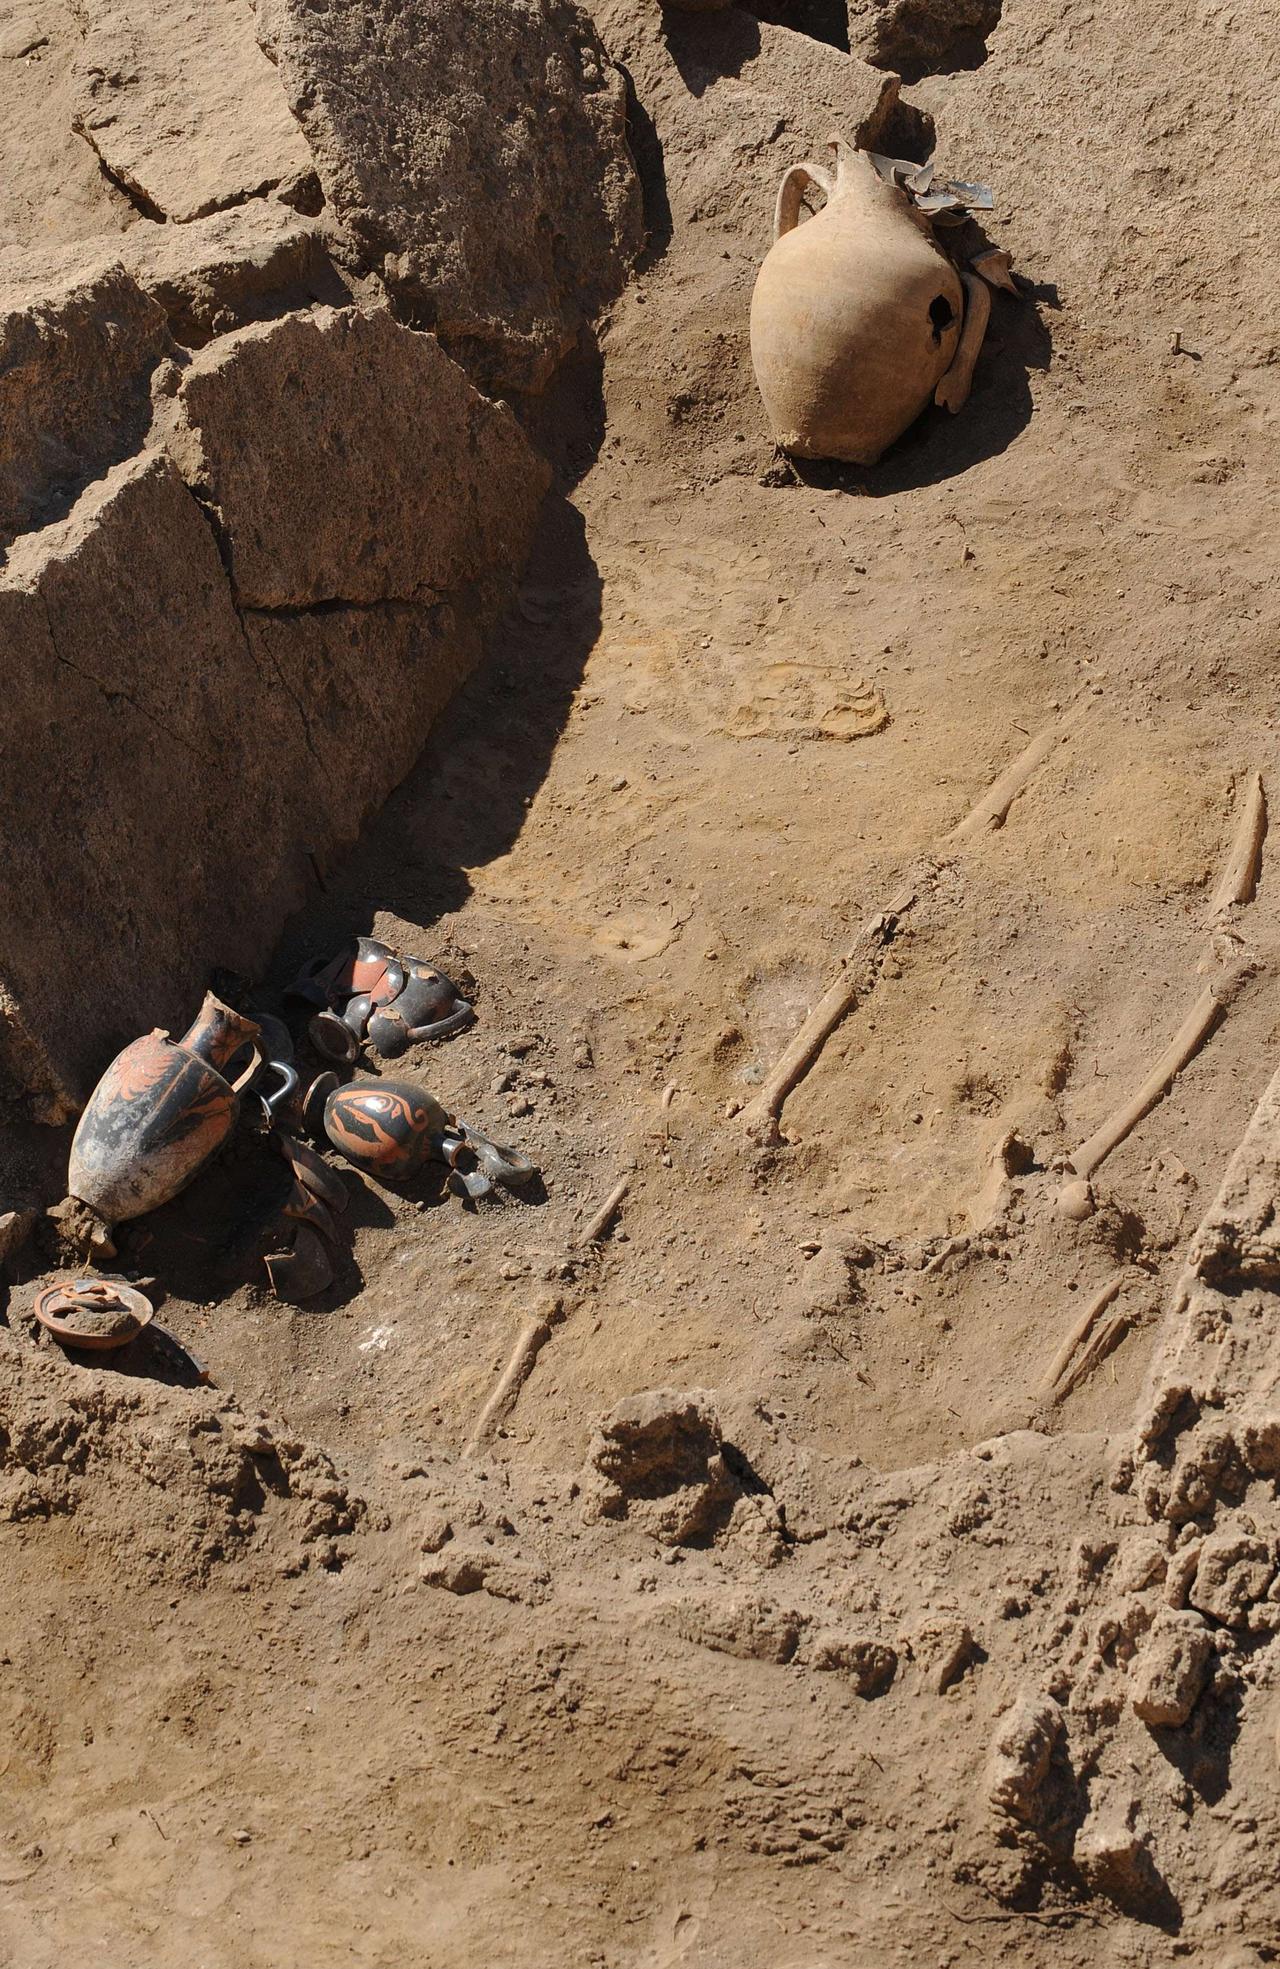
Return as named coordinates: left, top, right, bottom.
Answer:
left=227, top=1043, right=265, bottom=1094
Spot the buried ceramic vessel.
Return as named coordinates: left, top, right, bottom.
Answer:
left=290, top=936, right=474, bottom=1065
left=68, top=993, right=263, bottom=1225
left=324, top=1079, right=537, bottom=1197
left=749, top=136, right=992, bottom=465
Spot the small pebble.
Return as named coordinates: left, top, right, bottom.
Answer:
left=610, top=775, right=628, bottom=792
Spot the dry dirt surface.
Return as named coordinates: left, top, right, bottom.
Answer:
left=4, top=0, right=1280, bottom=1964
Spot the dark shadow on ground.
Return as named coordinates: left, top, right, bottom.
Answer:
left=746, top=0, right=849, bottom=50
left=618, top=65, right=674, bottom=271
left=267, top=489, right=604, bottom=973
left=663, top=9, right=763, bottom=94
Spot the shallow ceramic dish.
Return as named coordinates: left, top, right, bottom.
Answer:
left=33, top=1277, right=154, bottom=1352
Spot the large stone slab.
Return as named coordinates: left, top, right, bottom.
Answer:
left=0, top=306, right=549, bottom=1116
left=0, top=452, right=304, bottom=1115
left=70, top=0, right=316, bottom=222
left=0, top=260, right=171, bottom=557
left=253, top=0, right=643, bottom=394
left=157, top=305, right=549, bottom=607
left=240, top=586, right=492, bottom=850
left=120, top=204, right=349, bottom=346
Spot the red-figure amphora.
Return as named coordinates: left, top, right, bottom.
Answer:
left=68, top=994, right=263, bottom=1225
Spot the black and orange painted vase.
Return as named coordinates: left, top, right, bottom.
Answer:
left=68, top=994, right=264, bottom=1225
left=322, top=1079, right=452, bottom=1185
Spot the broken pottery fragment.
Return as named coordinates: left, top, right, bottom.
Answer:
left=290, top=936, right=473, bottom=1066
left=33, top=1275, right=153, bottom=1352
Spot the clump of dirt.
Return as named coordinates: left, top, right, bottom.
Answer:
left=0, top=1325, right=361, bottom=1580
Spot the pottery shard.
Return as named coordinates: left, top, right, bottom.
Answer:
left=0, top=261, right=171, bottom=556
left=157, top=306, right=549, bottom=608
left=121, top=205, right=348, bottom=348
left=253, top=0, right=643, bottom=394
left=69, top=0, right=316, bottom=224
left=985, top=1693, right=1063, bottom=1824
left=584, top=1389, right=743, bottom=1545
left=0, top=452, right=304, bottom=1113
left=1130, top=1609, right=1213, bottom=1728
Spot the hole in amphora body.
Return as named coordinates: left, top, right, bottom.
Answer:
left=929, top=293, right=956, bottom=341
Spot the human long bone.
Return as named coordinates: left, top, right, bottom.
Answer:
left=1209, top=771, right=1266, bottom=917
left=1063, top=977, right=1240, bottom=1189
left=1054, top=1307, right=1133, bottom=1401
left=945, top=699, right=1083, bottom=842
left=1039, top=1272, right=1126, bottom=1398
left=462, top=1304, right=561, bottom=1460
left=739, top=875, right=925, bottom=1144
left=1060, top=777, right=1266, bottom=1197
left=740, top=701, right=1087, bottom=1140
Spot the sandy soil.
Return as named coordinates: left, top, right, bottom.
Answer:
left=4, top=0, right=1280, bottom=1962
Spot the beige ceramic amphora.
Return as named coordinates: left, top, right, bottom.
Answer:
left=749, top=136, right=991, bottom=465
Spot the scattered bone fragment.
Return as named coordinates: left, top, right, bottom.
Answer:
left=577, top=1170, right=632, bottom=1246
left=1040, top=1273, right=1126, bottom=1399
left=945, top=700, right=1082, bottom=842
left=462, top=1303, right=561, bottom=1460
left=1129, top=1609, right=1212, bottom=1727
left=740, top=874, right=924, bottom=1142
left=1055, top=1309, right=1133, bottom=1401
left=985, top=1692, right=1063, bottom=1825
left=1064, top=977, right=1238, bottom=1191
left=1209, top=772, right=1266, bottom=917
